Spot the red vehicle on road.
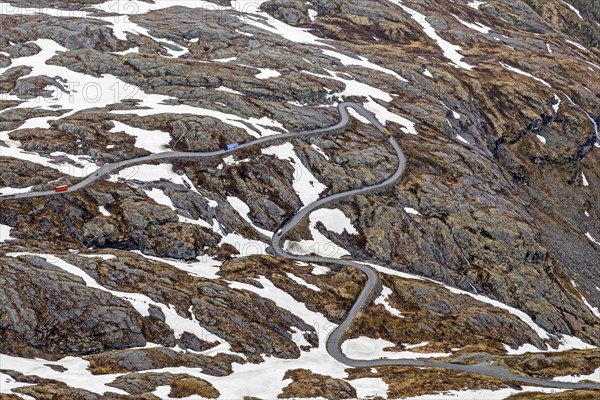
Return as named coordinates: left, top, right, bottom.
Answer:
left=54, top=185, right=69, bottom=192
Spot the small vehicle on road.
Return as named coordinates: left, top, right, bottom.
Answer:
left=0, top=194, right=16, bottom=199
left=54, top=185, right=69, bottom=192
left=224, top=143, right=240, bottom=151
left=383, top=128, right=391, bottom=137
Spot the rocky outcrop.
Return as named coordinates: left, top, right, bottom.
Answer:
left=346, top=366, right=511, bottom=399
left=108, top=372, right=219, bottom=398
left=308, top=128, right=600, bottom=345
left=348, top=272, right=553, bottom=353
left=278, top=369, right=357, bottom=399
left=12, top=383, right=104, bottom=400
left=218, top=255, right=365, bottom=323
left=85, top=196, right=220, bottom=260
left=61, top=251, right=318, bottom=359
left=0, top=107, right=67, bottom=133
left=0, top=14, right=126, bottom=52
left=8, top=114, right=149, bottom=163
left=494, top=349, right=600, bottom=380
left=505, top=391, right=600, bottom=399
left=0, top=255, right=150, bottom=360
left=0, top=66, right=32, bottom=93
left=86, top=347, right=242, bottom=376
left=261, top=0, right=312, bottom=26
left=0, top=158, right=61, bottom=189
left=2, top=41, right=41, bottom=58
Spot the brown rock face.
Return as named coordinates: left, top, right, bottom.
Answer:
left=12, top=383, right=104, bottom=400
left=346, top=366, right=511, bottom=399
left=0, top=255, right=148, bottom=360
left=107, top=372, right=220, bottom=398
left=86, top=347, right=243, bottom=376
left=495, top=349, right=600, bottom=380
left=168, top=376, right=220, bottom=399
left=348, top=273, right=553, bottom=353
left=278, top=369, right=357, bottom=399
left=58, top=251, right=318, bottom=359
left=218, top=255, right=365, bottom=323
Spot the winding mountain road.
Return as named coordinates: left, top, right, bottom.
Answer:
left=1, top=102, right=371, bottom=200
left=2, top=103, right=599, bottom=391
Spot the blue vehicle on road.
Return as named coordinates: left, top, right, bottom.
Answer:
left=224, top=143, right=240, bottom=151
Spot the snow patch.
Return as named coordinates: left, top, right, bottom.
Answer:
left=452, top=14, right=491, bottom=34
left=402, top=386, right=567, bottom=399
left=467, top=1, right=486, bottom=9
left=404, top=207, right=422, bottom=216
left=311, top=265, right=331, bottom=275
left=0, top=355, right=126, bottom=396
left=374, top=286, right=404, bottom=317
left=0, top=186, right=33, bottom=196
left=456, top=134, right=470, bottom=144
left=286, top=273, right=321, bottom=291
left=284, top=208, right=357, bottom=259
left=261, top=142, right=326, bottom=206
left=500, top=62, right=551, bottom=87
left=581, top=295, right=600, bottom=319
left=388, top=1, right=475, bottom=70
left=239, top=13, right=332, bottom=47
left=255, top=68, right=281, bottom=79
left=536, top=135, right=547, bottom=144
left=0, top=224, right=15, bottom=242
left=565, top=39, right=587, bottom=51
left=553, top=367, right=600, bottom=383
left=342, top=337, right=451, bottom=360
left=403, top=341, right=429, bottom=350
left=214, top=56, right=237, bottom=62
left=227, top=196, right=273, bottom=237
left=585, top=232, right=600, bottom=246
left=144, top=188, right=176, bottom=210
left=552, top=94, right=561, bottom=113
left=560, top=0, right=584, bottom=20
left=98, top=206, right=111, bottom=217
left=132, top=251, right=222, bottom=280
left=322, top=49, right=407, bottom=81
left=310, top=143, right=330, bottom=160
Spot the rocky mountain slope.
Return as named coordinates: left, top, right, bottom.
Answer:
left=0, top=0, right=599, bottom=398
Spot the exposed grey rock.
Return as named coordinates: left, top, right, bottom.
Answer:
left=261, top=0, right=312, bottom=26
left=4, top=41, right=41, bottom=58
left=0, top=255, right=148, bottom=360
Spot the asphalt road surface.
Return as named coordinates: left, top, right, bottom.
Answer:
left=2, top=103, right=599, bottom=390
